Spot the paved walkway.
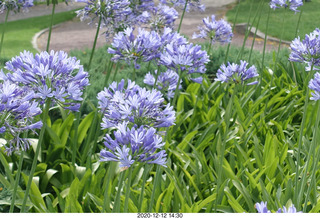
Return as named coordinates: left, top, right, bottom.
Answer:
left=1, top=0, right=287, bottom=54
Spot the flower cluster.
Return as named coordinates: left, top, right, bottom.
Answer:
left=76, top=0, right=132, bottom=39
left=97, top=79, right=175, bottom=129
left=160, top=0, right=205, bottom=12
left=308, top=72, right=320, bottom=101
left=192, top=15, right=233, bottom=45
left=160, top=42, right=209, bottom=82
left=107, top=27, right=162, bottom=69
left=98, top=79, right=175, bottom=168
left=144, top=69, right=182, bottom=99
left=255, top=202, right=301, bottom=213
left=289, top=28, right=320, bottom=71
left=269, top=0, right=303, bottom=13
left=2, top=50, right=89, bottom=111
left=0, top=80, right=42, bottom=155
left=215, top=60, right=259, bottom=86
left=145, top=4, right=178, bottom=32
left=0, top=0, right=33, bottom=13
left=100, top=121, right=167, bottom=168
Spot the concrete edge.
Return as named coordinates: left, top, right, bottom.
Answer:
left=32, top=24, right=60, bottom=52
left=234, top=23, right=292, bottom=45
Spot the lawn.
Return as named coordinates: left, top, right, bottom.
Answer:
left=0, top=9, right=78, bottom=60
left=226, top=0, right=320, bottom=41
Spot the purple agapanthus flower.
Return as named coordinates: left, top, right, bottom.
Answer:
left=289, top=28, right=320, bottom=71
left=270, top=0, right=303, bottom=13
left=108, top=27, right=162, bottom=69
left=76, top=0, right=132, bottom=40
left=192, top=15, right=233, bottom=45
left=255, top=201, right=302, bottom=213
left=215, top=61, right=259, bottom=85
left=100, top=121, right=167, bottom=168
left=159, top=42, right=209, bottom=82
left=0, top=79, right=42, bottom=155
left=0, top=0, right=33, bottom=13
left=2, top=50, right=89, bottom=111
left=97, top=79, right=175, bottom=129
left=308, top=72, right=320, bottom=101
left=145, top=4, right=178, bottom=32
left=255, top=201, right=271, bottom=213
left=144, top=69, right=182, bottom=100
left=277, top=204, right=301, bottom=213
left=160, top=0, right=205, bottom=12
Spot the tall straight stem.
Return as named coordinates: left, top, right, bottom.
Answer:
left=177, top=0, right=188, bottom=33
left=123, top=167, right=133, bottom=212
left=294, top=65, right=314, bottom=209
left=138, top=165, right=150, bottom=212
left=0, top=9, right=10, bottom=59
left=261, top=7, right=271, bottom=70
left=171, top=69, right=183, bottom=107
left=148, top=165, right=161, bottom=212
left=88, top=16, right=102, bottom=70
left=214, top=85, right=237, bottom=212
left=9, top=151, right=24, bottom=213
left=303, top=101, right=320, bottom=211
left=46, top=3, right=56, bottom=52
left=21, top=99, right=51, bottom=212
left=225, top=0, right=241, bottom=63
left=112, top=170, right=125, bottom=212
left=103, top=162, right=116, bottom=213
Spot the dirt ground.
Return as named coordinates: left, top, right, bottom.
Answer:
left=36, top=3, right=287, bottom=54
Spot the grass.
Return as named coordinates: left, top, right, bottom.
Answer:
left=226, top=0, right=320, bottom=41
left=0, top=9, right=79, bottom=60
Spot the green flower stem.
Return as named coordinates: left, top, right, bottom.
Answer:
left=248, top=2, right=263, bottom=63
left=261, top=6, right=271, bottom=70
left=225, top=1, right=241, bottom=63
left=303, top=101, right=320, bottom=211
left=294, top=65, right=314, bottom=209
left=187, top=86, right=201, bottom=133
left=123, top=167, right=133, bottom=212
left=46, top=3, right=56, bottom=52
left=148, top=165, right=161, bottom=212
left=295, top=7, right=303, bottom=38
left=153, top=65, right=161, bottom=89
left=112, top=62, right=120, bottom=82
left=113, top=170, right=125, bottom=212
left=271, top=9, right=287, bottom=86
left=0, top=8, right=10, bottom=59
left=9, top=150, right=25, bottom=212
left=21, top=99, right=51, bottom=212
left=84, top=110, right=98, bottom=169
left=72, top=111, right=81, bottom=167
left=236, top=0, right=264, bottom=62
left=214, top=84, right=237, bottom=212
left=103, top=162, right=117, bottom=213
left=133, top=65, right=136, bottom=81
left=177, top=0, right=188, bottom=33
left=88, top=16, right=102, bottom=70
left=171, top=69, right=183, bottom=107
left=138, top=165, right=151, bottom=212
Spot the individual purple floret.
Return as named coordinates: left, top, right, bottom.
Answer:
left=215, top=60, right=259, bottom=85
left=255, top=201, right=271, bottom=213
left=100, top=121, right=167, bottom=168
left=0, top=80, right=42, bottom=155
left=108, top=27, right=162, bottom=69
left=160, top=42, right=209, bottom=81
left=160, top=0, right=205, bottom=12
left=3, top=50, right=89, bottom=111
left=192, top=15, right=233, bottom=45
left=144, top=69, right=182, bottom=100
left=0, top=0, right=33, bottom=14
left=269, top=0, right=303, bottom=13
left=97, top=79, right=175, bottom=129
left=289, top=28, right=320, bottom=71
left=308, top=72, right=320, bottom=101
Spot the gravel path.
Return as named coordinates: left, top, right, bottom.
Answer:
left=1, top=0, right=288, bottom=54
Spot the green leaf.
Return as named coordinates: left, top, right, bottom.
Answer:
left=77, top=111, right=95, bottom=145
